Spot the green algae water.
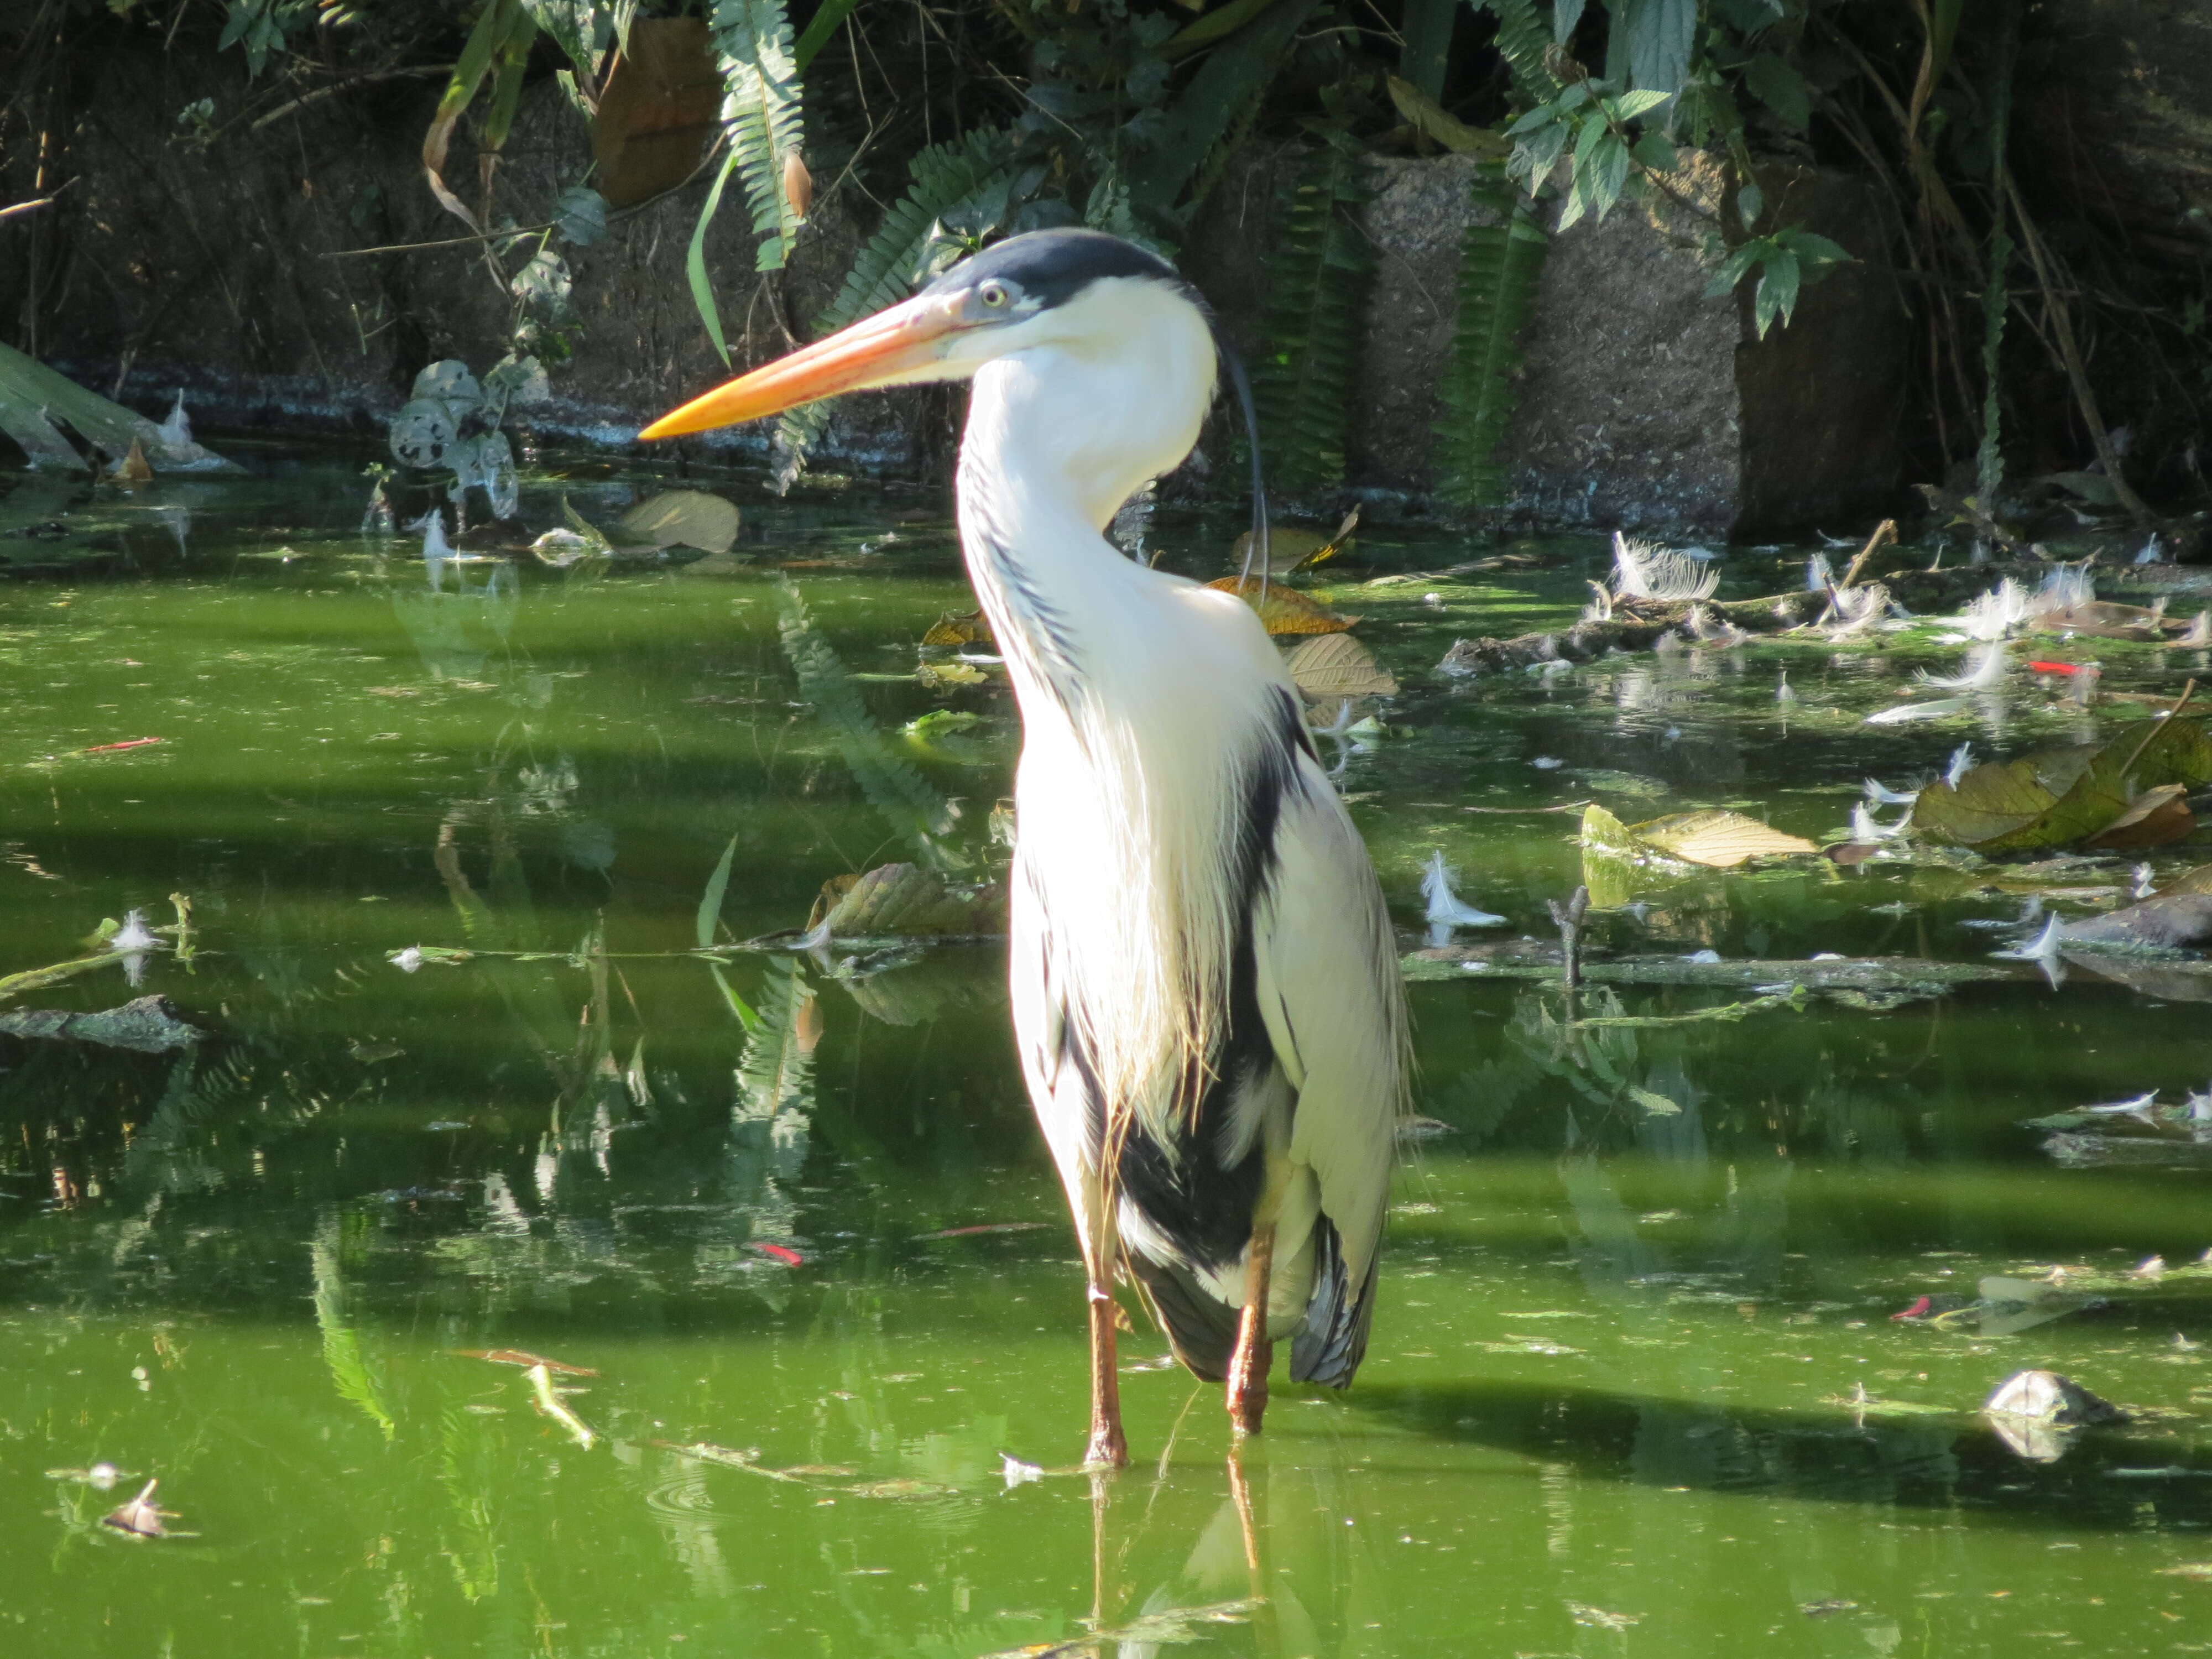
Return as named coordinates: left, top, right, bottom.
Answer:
left=4, top=451, right=2212, bottom=1659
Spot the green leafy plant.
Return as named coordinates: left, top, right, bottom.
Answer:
left=1250, top=131, right=1371, bottom=494
left=1433, top=165, right=1549, bottom=509
left=1703, top=223, right=1851, bottom=338
left=706, top=0, right=806, bottom=273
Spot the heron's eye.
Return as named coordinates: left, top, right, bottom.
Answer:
left=978, top=280, right=1010, bottom=310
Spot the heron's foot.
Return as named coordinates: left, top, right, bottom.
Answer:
left=1225, top=1331, right=1271, bottom=1437
left=1084, top=1422, right=1130, bottom=1469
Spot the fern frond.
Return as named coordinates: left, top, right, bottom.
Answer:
left=1249, top=139, right=1371, bottom=494
left=1433, top=163, right=1548, bottom=509
left=776, top=582, right=966, bottom=869
left=1483, top=0, right=1563, bottom=100
left=773, top=127, right=1018, bottom=482
left=708, top=0, right=805, bottom=272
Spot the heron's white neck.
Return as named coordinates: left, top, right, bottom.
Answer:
left=952, top=279, right=1218, bottom=699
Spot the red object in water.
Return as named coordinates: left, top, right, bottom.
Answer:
left=1891, top=1295, right=1933, bottom=1321
left=750, top=1242, right=804, bottom=1267
left=79, top=737, right=163, bottom=753
left=2028, top=661, right=2086, bottom=676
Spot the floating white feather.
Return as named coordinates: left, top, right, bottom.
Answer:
left=1422, top=851, right=1506, bottom=930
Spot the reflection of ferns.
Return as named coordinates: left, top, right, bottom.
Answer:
left=776, top=128, right=1019, bottom=481
left=708, top=0, right=806, bottom=272
left=312, top=1228, right=396, bottom=1441
left=777, top=582, right=964, bottom=868
left=1250, top=137, right=1371, bottom=494
left=736, top=956, right=816, bottom=1123
left=1433, top=161, right=1548, bottom=509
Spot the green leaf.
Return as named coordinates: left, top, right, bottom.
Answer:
left=1735, top=179, right=1764, bottom=229
left=1702, top=238, right=1766, bottom=298
left=1609, top=89, right=1673, bottom=121
left=1743, top=52, right=1811, bottom=131
left=1779, top=228, right=1851, bottom=268
left=1587, top=132, right=1631, bottom=219
left=555, top=184, right=608, bottom=247
left=1125, top=0, right=1325, bottom=217
left=1752, top=246, right=1801, bottom=337
left=687, top=152, right=742, bottom=364
left=1611, top=0, right=1696, bottom=103
left=1552, top=0, right=1586, bottom=44
left=696, top=831, right=761, bottom=1030
left=1632, top=129, right=1679, bottom=174
left=791, top=0, right=861, bottom=71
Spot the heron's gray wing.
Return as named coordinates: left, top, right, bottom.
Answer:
left=1252, top=758, right=1408, bottom=1384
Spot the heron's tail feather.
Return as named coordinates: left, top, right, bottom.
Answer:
left=1288, top=1213, right=1378, bottom=1388
left=1125, top=1252, right=1238, bottom=1383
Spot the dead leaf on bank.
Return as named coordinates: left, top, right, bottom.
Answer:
left=1385, top=75, right=1509, bottom=156
left=618, top=489, right=738, bottom=554
left=1207, top=576, right=1356, bottom=635
left=1628, top=810, right=1819, bottom=868
left=806, top=863, right=1002, bottom=940
left=782, top=149, right=812, bottom=221
left=1282, top=632, right=1397, bottom=701
left=1232, top=507, right=1359, bottom=578
left=591, top=18, right=720, bottom=207
left=922, top=609, right=993, bottom=648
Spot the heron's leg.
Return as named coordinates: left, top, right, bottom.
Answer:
left=1224, top=1221, right=1276, bottom=1436
left=1086, top=1279, right=1129, bottom=1467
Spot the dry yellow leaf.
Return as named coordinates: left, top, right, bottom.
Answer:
left=922, top=609, right=993, bottom=648
left=116, top=437, right=154, bottom=486
left=1207, top=576, right=1356, bottom=636
left=1627, top=810, right=1819, bottom=868
left=2156, top=863, right=2212, bottom=897
left=1282, top=632, right=1397, bottom=701
left=806, top=863, right=1001, bottom=938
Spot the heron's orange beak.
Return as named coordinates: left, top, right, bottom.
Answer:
left=638, top=291, right=967, bottom=440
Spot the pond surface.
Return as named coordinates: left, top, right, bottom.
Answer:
left=3, top=450, right=2211, bottom=1659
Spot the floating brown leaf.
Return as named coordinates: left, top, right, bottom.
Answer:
left=921, top=609, right=993, bottom=648
left=2155, top=863, right=2212, bottom=898
left=116, top=437, right=154, bottom=486
left=2083, top=784, right=2194, bottom=851
left=1207, top=576, right=1355, bottom=635
left=1627, top=811, right=1818, bottom=868
left=1915, top=718, right=2212, bottom=852
left=1282, top=632, right=1397, bottom=702
left=618, top=489, right=739, bottom=554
